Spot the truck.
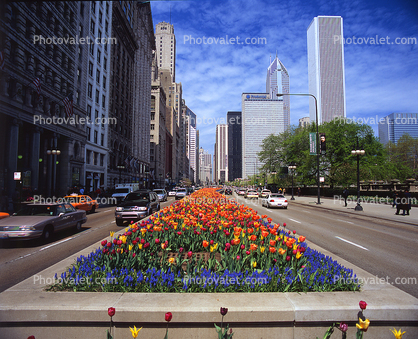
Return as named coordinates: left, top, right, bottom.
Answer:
left=112, top=183, right=140, bottom=204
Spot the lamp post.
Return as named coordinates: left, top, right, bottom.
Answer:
left=351, top=138, right=365, bottom=211
left=47, top=148, right=61, bottom=196
left=288, top=163, right=297, bottom=200
left=277, top=93, right=320, bottom=204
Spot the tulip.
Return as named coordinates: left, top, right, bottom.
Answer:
left=187, top=251, right=193, bottom=258
left=286, top=255, right=291, bottom=261
left=155, top=238, right=160, bottom=244
left=338, top=322, right=348, bottom=332
left=293, top=230, right=296, bottom=234
left=390, top=328, right=406, bottom=339
left=129, top=325, right=142, bottom=338
left=359, top=300, right=367, bottom=310
left=101, top=240, right=107, bottom=246
left=165, top=312, right=173, bottom=322
left=220, top=307, right=228, bottom=316
left=202, top=240, right=209, bottom=248
left=108, top=307, right=116, bottom=317
left=356, top=318, right=370, bottom=332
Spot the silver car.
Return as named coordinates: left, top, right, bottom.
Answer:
left=0, top=203, right=87, bottom=241
left=175, top=188, right=187, bottom=200
left=153, top=189, right=168, bottom=202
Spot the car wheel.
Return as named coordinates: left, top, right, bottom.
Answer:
left=116, top=219, right=124, bottom=226
left=42, top=225, right=54, bottom=241
left=90, top=205, right=96, bottom=214
left=267, top=203, right=270, bottom=208
left=157, top=204, right=160, bottom=211
left=75, top=221, right=82, bottom=232
left=284, top=206, right=288, bottom=209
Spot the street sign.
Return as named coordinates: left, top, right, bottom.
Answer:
left=14, top=172, right=21, bottom=180
left=309, top=133, right=317, bottom=155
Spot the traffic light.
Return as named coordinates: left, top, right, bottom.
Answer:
left=320, top=133, right=326, bottom=154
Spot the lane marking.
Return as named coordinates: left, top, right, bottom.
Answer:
left=335, top=236, right=369, bottom=251
left=288, top=218, right=301, bottom=224
left=336, top=219, right=354, bottom=224
left=103, top=209, right=113, bottom=212
left=39, top=237, right=73, bottom=251
left=301, top=210, right=311, bottom=213
left=111, top=221, right=115, bottom=223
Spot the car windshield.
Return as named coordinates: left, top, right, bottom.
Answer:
left=15, top=205, right=57, bottom=216
left=270, top=194, right=285, bottom=198
left=177, top=189, right=187, bottom=193
left=154, top=190, right=164, bottom=194
left=124, top=192, right=149, bottom=202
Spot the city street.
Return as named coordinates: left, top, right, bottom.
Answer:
left=0, top=199, right=173, bottom=293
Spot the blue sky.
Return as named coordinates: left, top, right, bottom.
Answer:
left=150, top=0, right=418, bottom=155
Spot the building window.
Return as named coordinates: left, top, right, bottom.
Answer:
left=105, top=20, right=109, bottom=33
left=101, top=133, right=104, bottom=146
left=94, top=130, right=98, bottom=144
left=95, top=90, right=99, bottom=104
left=103, top=76, right=106, bottom=89
left=94, top=152, right=98, bottom=165
left=87, top=105, right=92, bottom=119
left=96, top=69, right=100, bottom=83
left=100, top=153, right=104, bottom=166
left=88, top=83, right=92, bottom=98
left=91, top=1, right=96, bottom=13
left=104, top=57, right=107, bottom=70
left=95, top=109, right=99, bottom=121
left=77, top=68, right=81, bottom=83
left=150, top=124, right=155, bottom=130
left=99, top=11, right=102, bottom=23
left=89, top=43, right=94, bottom=56
left=87, top=127, right=91, bottom=142
left=90, top=19, right=95, bottom=34
left=88, top=62, right=93, bottom=76
left=151, top=112, right=155, bottom=120
left=97, top=49, right=101, bottom=64
left=102, top=95, right=106, bottom=108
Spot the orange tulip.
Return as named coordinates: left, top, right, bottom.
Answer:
left=298, top=236, right=306, bottom=243
left=250, top=243, right=258, bottom=251
left=269, top=246, right=276, bottom=253
left=278, top=248, right=286, bottom=255
left=202, top=240, right=209, bottom=248
left=269, top=239, right=276, bottom=247
left=250, top=235, right=257, bottom=241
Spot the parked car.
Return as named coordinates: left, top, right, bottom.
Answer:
left=175, top=188, right=188, bottom=200
left=153, top=189, right=168, bottom=202
left=261, top=194, right=288, bottom=209
left=260, top=189, right=271, bottom=198
left=115, top=190, right=160, bottom=226
left=224, top=188, right=232, bottom=195
left=0, top=203, right=87, bottom=241
left=245, top=190, right=259, bottom=199
left=63, top=194, right=99, bottom=213
left=237, top=189, right=246, bottom=196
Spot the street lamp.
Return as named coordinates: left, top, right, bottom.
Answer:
left=351, top=139, right=365, bottom=211
left=117, top=164, right=125, bottom=184
left=47, top=149, right=61, bottom=196
left=288, top=163, right=297, bottom=200
left=277, top=93, right=321, bottom=205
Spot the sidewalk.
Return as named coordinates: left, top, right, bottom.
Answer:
left=288, top=195, right=418, bottom=226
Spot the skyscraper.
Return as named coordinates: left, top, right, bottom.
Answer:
left=378, top=113, right=418, bottom=144
left=266, top=56, right=290, bottom=128
left=155, top=22, right=176, bottom=82
left=227, top=111, right=242, bottom=181
left=307, top=16, right=346, bottom=124
left=214, top=124, right=228, bottom=183
left=241, top=94, right=284, bottom=179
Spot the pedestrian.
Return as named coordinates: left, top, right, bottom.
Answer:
left=403, top=189, right=411, bottom=216
left=297, top=187, right=301, bottom=197
left=392, top=191, right=398, bottom=208
left=395, top=190, right=404, bottom=215
left=342, top=187, right=349, bottom=207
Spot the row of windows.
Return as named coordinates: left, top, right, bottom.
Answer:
left=88, top=62, right=107, bottom=88
left=87, top=83, right=107, bottom=109
left=86, top=149, right=105, bottom=166
left=86, top=127, right=105, bottom=146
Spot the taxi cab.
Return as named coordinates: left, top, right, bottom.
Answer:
left=63, top=194, right=98, bottom=214
left=0, top=212, right=9, bottom=220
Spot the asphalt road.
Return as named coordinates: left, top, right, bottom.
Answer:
left=234, top=193, right=418, bottom=298
left=1, top=195, right=417, bottom=299
left=0, top=199, right=173, bottom=293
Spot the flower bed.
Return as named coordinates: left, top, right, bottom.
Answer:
left=49, top=188, right=360, bottom=293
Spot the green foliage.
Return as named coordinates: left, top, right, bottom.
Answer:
left=257, top=119, right=414, bottom=187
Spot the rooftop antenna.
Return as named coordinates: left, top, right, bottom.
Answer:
left=170, top=4, right=172, bottom=24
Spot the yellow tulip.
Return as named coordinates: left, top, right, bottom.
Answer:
left=260, top=246, right=265, bottom=253
left=129, top=325, right=142, bottom=338
left=252, top=261, right=257, bottom=268
left=138, top=243, right=143, bottom=250
left=125, top=227, right=129, bottom=233
left=168, top=257, right=175, bottom=264
left=129, top=245, right=133, bottom=251
left=296, top=252, right=302, bottom=259
left=210, top=243, right=218, bottom=252
left=110, top=231, right=115, bottom=238
left=356, top=318, right=370, bottom=331
left=391, top=328, right=406, bottom=339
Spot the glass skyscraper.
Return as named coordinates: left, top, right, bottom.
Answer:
left=378, top=113, right=418, bottom=144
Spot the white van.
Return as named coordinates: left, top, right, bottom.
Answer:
left=112, top=183, right=140, bottom=204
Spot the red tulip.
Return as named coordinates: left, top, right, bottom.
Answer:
left=165, top=312, right=173, bottom=322
left=155, top=238, right=160, bottom=244
left=108, top=307, right=116, bottom=317
left=27, top=336, right=36, bottom=339
left=187, top=251, right=193, bottom=258
left=359, top=300, right=367, bottom=310
left=220, top=307, right=228, bottom=316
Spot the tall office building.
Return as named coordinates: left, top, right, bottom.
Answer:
left=378, top=113, right=418, bottom=145
left=214, top=124, right=228, bottom=183
left=227, top=111, right=242, bottom=181
left=299, top=117, right=310, bottom=128
left=155, top=22, right=176, bottom=82
left=241, top=94, right=284, bottom=179
left=307, top=16, right=346, bottom=124
left=266, top=56, right=290, bottom=128
left=199, top=148, right=212, bottom=185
